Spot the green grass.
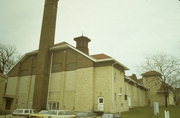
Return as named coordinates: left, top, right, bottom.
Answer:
left=121, top=106, right=180, bottom=118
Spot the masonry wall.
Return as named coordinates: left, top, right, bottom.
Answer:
left=5, top=47, right=153, bottom=112
left=6, top=76, right=35, bottom=110
left=8, top=54, right=37, bottom=77
left=94, top=66, right=112, bottom=112
left=48, top=67, right=94, bottom=111
left=142, top=76, right=175, bottom=106
left=143, top=76, right=164, bottom=106
left=113, top=68, right=128, bottom=112
left=125, top=82, right=148, bottom=108
left=75, top=68, right=94, bottom=111
left=48, top=64, right=130, bottom=113
left=0, top=76, right=6, bottom=110
left=176, top=88, right=180, bottom=106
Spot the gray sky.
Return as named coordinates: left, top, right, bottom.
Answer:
left=0, top=0, right=180, bottom=76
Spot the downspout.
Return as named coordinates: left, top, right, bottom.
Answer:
left=15, top=62, right=22, bottom=109
left=111, top=62, right=117, bottom=113
left=27, top=56, right=34, bottom=108
left=62, top=50, right=67, bottom=109
left=46, top=51, right=53, bottom=109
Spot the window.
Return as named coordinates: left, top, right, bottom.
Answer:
left=124, top=95, right=127, bottom=100
left=49, top=102, right=59, bottom=110
left=14, top=109, right=23, bottom=114
left=114, top=93, right=117, bottom=100
left=24, top=110, right=29, bottom=113
left=98, top=97, right=104, bottom=104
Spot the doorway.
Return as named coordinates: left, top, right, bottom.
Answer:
left=5, top=98, right=13, bottom=110
left=98, top=97, right=104, bottom=111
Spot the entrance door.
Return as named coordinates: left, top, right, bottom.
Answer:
left=127, top=96, right=131, bottom=107
left=98, top=97, right=104, bottom=111
left=5, top=98, right=13, bottom=110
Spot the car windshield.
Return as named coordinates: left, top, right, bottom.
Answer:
left=102, top=113, right=120, bottom=118
left=102, top=113, right=113, bottom=118
left=31, top=110, right=37, bottom=113
left=14, top=109, right=23, bottom=113
left=39, top=110, right=49, bottom=114
left=47, top=110, right=57, bottom=115
left=77, top=112, right=96, bottom=117
left=58, top=111, right=71, bottom=115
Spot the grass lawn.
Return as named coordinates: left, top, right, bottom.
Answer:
left=121, top=106, right=180, bottom=118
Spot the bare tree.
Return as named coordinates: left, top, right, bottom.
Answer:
left=141, top=53, right=180, bottom=107
left=0, top=44, right=18, bottom=74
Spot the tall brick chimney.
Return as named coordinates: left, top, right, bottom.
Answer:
left=33, top=0, right=59, bottom=111
left=74, top=36, right=91, bottom=55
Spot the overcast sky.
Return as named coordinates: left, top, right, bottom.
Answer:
left=0, top=0, right=180, bottom=76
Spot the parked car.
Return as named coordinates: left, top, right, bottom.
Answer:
left=100, top=113, right=121, bottom=118
left=30, top=110, right=75, bottom=118
left=75, top=111, right=97, bottom=118
left=12, top=109, right=37, bottom=117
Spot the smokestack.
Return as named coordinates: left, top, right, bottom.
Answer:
left=74, top=36, right=91, bottom=55
left=33, top=0, right=59, bottom=111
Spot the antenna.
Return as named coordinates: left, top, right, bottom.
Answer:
left=82, top=31, right=84, bottom=36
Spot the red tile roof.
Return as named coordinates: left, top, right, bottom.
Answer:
left=91, top=53, right=112, bottom=60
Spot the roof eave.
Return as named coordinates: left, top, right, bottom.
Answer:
left=113, top=59, right=129, bottom=70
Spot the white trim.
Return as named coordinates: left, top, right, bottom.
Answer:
left=97, top=97, right=104, bottom=111
left=117, top=93, right=123, bottom=96
left=98, top=97, right=104, bottom=104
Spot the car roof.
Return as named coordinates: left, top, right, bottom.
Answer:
left=15, top=109, right=35, bottom=110
left=44, top=110, right=69, bottom=111
left=77, top=111, right=94, bottom=113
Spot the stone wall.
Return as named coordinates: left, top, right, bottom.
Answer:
left=125, top=82, right=148, bottom=108
left=0, top=74, right=6, bottom=110
left=48, top=67, right=94, bottom=111
left=142, top=76, right=175, bottom=106
left=6, top=75, right=35, bottom=110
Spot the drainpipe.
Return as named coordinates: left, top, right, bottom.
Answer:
left=111, top=62, right=117, bottom=113
left=46, top=51, right=53, bottom=110
left=27, top=56, right=34, bottom=108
